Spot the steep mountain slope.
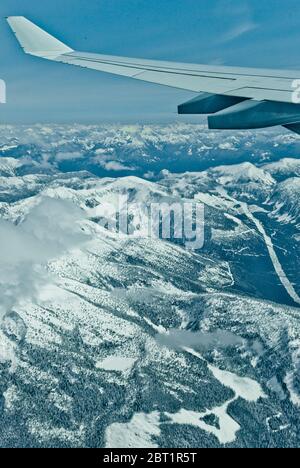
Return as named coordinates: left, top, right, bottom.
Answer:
left=269, top=178, right=300, bottom=226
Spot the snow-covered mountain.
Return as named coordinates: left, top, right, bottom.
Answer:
left=269, top=178, right=300, bottom=226
left=0, top=124, right=299, bottom=448
left=263, top=158, right=300, bottom=181
left=0, top=158, right=23, bottom=177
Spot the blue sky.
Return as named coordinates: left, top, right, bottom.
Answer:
left=0, top=0, right=300, bottom=123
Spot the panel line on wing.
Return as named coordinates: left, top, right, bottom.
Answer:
left=61, top=55, right=236, bottom=81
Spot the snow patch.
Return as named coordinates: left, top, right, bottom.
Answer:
left=105, top=412, right=160, bottom=448
left=96, top=356, right=137, bottom=373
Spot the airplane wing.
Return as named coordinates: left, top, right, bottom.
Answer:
left=7, top=16, right=300, bottom=134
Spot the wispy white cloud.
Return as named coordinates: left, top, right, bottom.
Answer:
left=55, top=151, right=84, bottom=162
left=214, top=0, right=258, bottom=45
left=103, top=161, right=135, bottom=172
left=220, top=21, right=258, bottom=43
left=94, top=158, right=136, bottom=172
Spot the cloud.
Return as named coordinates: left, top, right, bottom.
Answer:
left=214, top=0, right=258, bottom=44
left=156, top=329, right=245, bottom=351
left=220, top=21, right=258, bottom=43
left=55, top=151, right=84, bottom=162
left=101, top=160, right=136, bottom=172
left=0, top=197, right=90, bottom=364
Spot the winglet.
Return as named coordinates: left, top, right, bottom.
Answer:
left=7, top=16, right=73, bottom=59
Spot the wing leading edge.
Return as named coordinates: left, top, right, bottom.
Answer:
left=7, top=16, right=300, bottom=134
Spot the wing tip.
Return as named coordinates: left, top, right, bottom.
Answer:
left=7, top=16, right=73, bottom=58
left=6, top=16, right=27, bottom=25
